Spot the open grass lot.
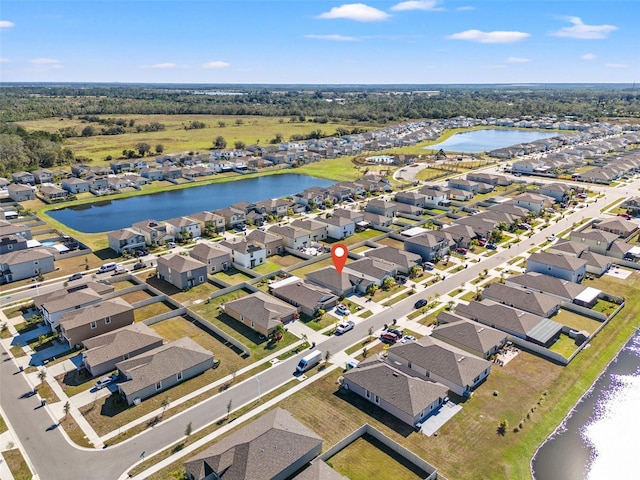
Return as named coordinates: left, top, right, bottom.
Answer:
left=351, top=246, right=371, bottom=254
left=340, top=229, right=384, bottom=246
left=267, top=253, right=306, bottom=269
left=37, top=380, right=61, bottom=404
left=327, top=434, right=427, bottom=480
left=133, top=301, right=176, bottom=322
left=295, top=156, right=363, bottom=182
left=548, top=333, right=579, bottom=358
left=414, top=167, right=450, bottom=181
left=212, top=268, right=255, bottom=286
left=120, top=289, right=154, bottom=304
left=17, top=115, right=374, bottom=165
left=553, top=309, right=602, bottom=334
left=111, top=279, right=138, bottom=291
left=252, top=261, right=282, bottom=275
left=288, top=256, right=335, bottom=277
left=2, top=449, right=32, bottom=480
left=172, top=281, right=221, bottom=304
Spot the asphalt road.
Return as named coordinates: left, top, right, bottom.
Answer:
left=0, top=177, right=634, bottom=480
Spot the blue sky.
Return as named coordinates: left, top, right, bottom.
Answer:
left=1, top=1, right=638, bottom=84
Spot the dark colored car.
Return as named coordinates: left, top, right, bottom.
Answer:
left=68, top=273, right=83, bottom=281
left=486, top=243, right=497, bottom=250
left=414, top=298, right=428, bottom=309
left=387, top=328, right=404, bottom=337
left=380, top=332, right=400, bottom=343
left=455, top=247, right=468, bottom=255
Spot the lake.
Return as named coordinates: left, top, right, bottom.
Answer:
left=532, top=329, right=640, bottom=480
left=48, top=174, right=334, bottom=233
left=425, top=129, right=560, bottom=153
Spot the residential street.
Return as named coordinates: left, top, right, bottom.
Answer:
left=0, top=175, right=635, bottom=480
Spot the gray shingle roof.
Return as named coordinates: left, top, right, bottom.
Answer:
left=59, top=297, right=133, bottom=330
left=482, top=282, right=561, bottom=317
left=527, top=252, right=588, bottom=271
left=157, top=254, right=206, bottom=274
left=271, top=280, right=337, bottom=312
left=292, top=459, right=348, bottom=480
left=344, top=257, right=396, bottom=280
left=432, top=315, right=507, bottom=355
left=506, top=272, right=586, bottom=300
left=363, top=246, right=422, bottom=269
left=184, top=408, right=322, bottom=480
left=190, top=243, right=230, bottom=262
left=224, top=291, right=297, bottom=332
left=82, top=323, right=163, bottom=367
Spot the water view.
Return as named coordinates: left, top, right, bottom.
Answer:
left=48, top=174, right=334, bottom=233
left=532, top=329, right=640, bottom=480
left=426, top=129, right=561, bottom=153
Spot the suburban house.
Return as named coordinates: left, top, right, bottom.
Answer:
left=219, top=238, right=266, bottom=269
left=256, top=198, right=291, bottom=218
left=39, top=185, right=68, bottom=201
left=268, top=225, right=311, bottom=250
left=188, top=211, right=226, bottom=234
left=11, top=171, right=35, bottom=184
left=537, top=182, right=573, bottom=202
left=0, top=220, right=32, bottom=240
left=387, top=336, right=491, bottom=397
left=223, top=291, right=298, bottom=337
left=441, top=224, right=477, bottom=248
left=579, top=250, right=613, bottom=276
left=290, top=218, right=328, bottom=242
left=269, top=277, right=339, bottom=317
left=362, top=246, right=422, bottom=275
left=620, top=197, right=640, bottom=216
left=455, top=300, right=563, bottom=347
left=116, top=337, right=214, bottom=406
left=189, top=243, right=231, bottom=274
left=59, top=297, right=134, bottom=347
left=293, top=188, right=327, bottom=208
left=32, top=169, right=54, bottom=184
left=107, top=228, right=146, bottom=254
left=0, top=248, right=55, bottom=285
left=317, top=215, right=355, bottom=240
left=466, top=172, right=512, bottom=186
left=481, top=282, right=561, bottom=318
left=183, top=408, right=323, bottom=480
left=61, top=177, right=90, bottom=194
left=0, top=235, right=27, bottom=254
left=526, top=252, right=588, bottom=283
left=447, top=178, right=478, bottom=194
left=591, top=217, right=638, bottom=238
left=165, top=217, right=202, bottom=241
left=291, top=460, right=348, bottom=480
left=156, top=254, right=207, bottom=290
left=333, top=208, right=365, bottom=224
left=344, top=257, right=397, bottom=285
left=569, top=229, right=618, bottom=255
left=418, top=185, right=450, bottom=208
left=343, top=360, right=449, bottom=427
left=432, top=313, right=508, bottom=359
left=131, top=219, right=172, bottom=246
left=506, top=272, right=599, bottom=307
left=215, top=207, right=246, bottom=228
left=363, top=211, right=393, bottom=228
left=35, top=282, right=113, bottom=330
left=246, top=229, right=285, bottom=257
left=511, top=192, right=554, bottom=215
left=548, top=239, right=589, bottom=257
left=404, top=232, right=453, bottom=262
left=82, top=323, right=164, bottom=377
left=305, top=266, right=371, bottom=296
left=395, top=191, right=427, bottom=208
left=365, top=199, right=397, bottom=217
left=7, top=184, right=36, bottom=202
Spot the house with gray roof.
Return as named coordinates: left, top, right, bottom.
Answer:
left=246, top=229, right=285, bottom=257
left=219, top=238, right=266, bottom=269
left=61, top=177, right=89, bottom=194
left=189, top=243, right=231, bottom=274
left=511, top=192, right=554, bottom=215
left=579, top=250, right=612, bottom=276
left=184, top=408, right=322, bottom=480
left=7, top=184, right=36, bottom=202
left=606, top=240, right=635, bottom=260
left=268, top=225, right=310, bottom=250
left=35, top=282, right=113, bottom=329
left=292, top=460, right=348, bottom=480
left=569, top=228, right=618, bottom=255
left=481, top=282, right=561, bottom=318
left=395, top=191, right=427, bottom=208
left=290, top=218, right=328, bottom=242
left=548, top=239, right=589, bottom=257
left=404, top=231, right=452, bottom=262
left=0, top=248, right=54, bottom=285
left=131, top=219, right=172, bottom=246
left=270, top=277, right=338, bottom=317
left=537, top=182, right=573, bottom=202
left=188, top=211, right=226, bottom=234
left=506, top=272, right=596, bottom=306
left=387, top=336, right=491, bottom=397
left=82, top=323, right=164, bottom=377
left=116, top=337, right=214, bottom=406
left=455, top=300, right=563, bottom=347
left=59, top=297, right=134, bottom=347
left=215, top=207, right=246, bottom=228
left=107, top=228, right=146, bottom=254
left=156, top=254, right=207, bottom=290
left=432, top=313, right=507, bottom=359
left=223, top=291, right=298, bottom=337
left=11, top=171, right=35, bottom=184
left=165, top=217, right=201, bottom=241
left=316, top=215, right=355, bottom=240
left=526, top=252, right=587, bottom=283
left=0, top=220, right=32, bottom=240
left=365, top=199, right=397, bottom=217
left=306, top=266, right=371, bottom=296
left=343, top=361, right=449, bottom=427
left=0, top=235, right=27, bottom=254
left=362, top=246, right=422, bottom=274
left=447, top=178, right=478, bottom=194
left=592, top=217, right=638, bottom=238
left=418, top=185, right=449, bottom=208
left=333, top=208, right=365, bottom=224
left=344, top=257, right=397, bottom=285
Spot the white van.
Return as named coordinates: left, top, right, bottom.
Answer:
left=98, top=262, right=117, bottom=273
left=296, top=350, right=322, bottom=374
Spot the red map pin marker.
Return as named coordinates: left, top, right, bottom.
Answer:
left=331, top=244, right=348, bottom=274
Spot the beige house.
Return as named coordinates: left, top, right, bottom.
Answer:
left=60, top=297, right=134, bottom=347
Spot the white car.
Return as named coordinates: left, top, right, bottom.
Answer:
left=335, top=321, right=355, bottom=335
left=95, top=377, right=113, bottom=390
left=336, top=304, right=349, bottom=315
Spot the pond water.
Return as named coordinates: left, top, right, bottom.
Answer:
left=531, top=329, right=640, bottom=480
left=425, top=129, right=561, bottom=153
left=48, top=174, right=334, bottom=233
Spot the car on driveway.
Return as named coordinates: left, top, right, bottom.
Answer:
left=414, top=298, right=428, bottom=309
left=486, top=243, right=497, bottom=250
left=455, top=247, right=468, bottom=255
left=335, top=321, right=355, bottom=335
left=336, top=304, right=349, bottom=315
left=95, top=376, right=113, bottom=390
left=380, top=332, right=401, bottom=343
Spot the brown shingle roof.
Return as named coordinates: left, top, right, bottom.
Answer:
left=82, top=323, right=163, bottom=367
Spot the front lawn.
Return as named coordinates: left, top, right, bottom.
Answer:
left=2, top=449, right=32, bottom=480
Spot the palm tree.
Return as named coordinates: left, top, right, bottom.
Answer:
left=185, top=421, right=193, bottom=441
left=37, top=369, right=47, bottom=386
left=63, top=401, right=71, bottom=420
left=324, top=350, right=332, bottom=363
left=161, top=397, right=170, bottom=417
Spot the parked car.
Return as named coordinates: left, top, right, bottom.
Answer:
left=414, top=298, right=428, bottom=309
left=95, top=376, right=113, bottom=390
left=577, top=193, right=588, bottom=199
left=477, top=239, right=487, bottom=246
left=423, top=261, right=435, bottom=270
left=336, top=304, right=349, bottom=315
left=455, top=247, right=468, bottom=255
left=395, top=275, right=408, bottom=284
left=68, top=273, right=83, bottom=281
left=401, top=335, right=417, bottom=343
left=335, top=321, right=355, bottom=335
left=618, top=213, right=632, bottom=220
left=547, top=234, right=556, bottom=242
left=234, top=224, right=247, bottom=232
left=387, top=328, right=404, bottom=338
left=380, top=332, right=400, bottom=343
left=132, top=262, right=145, bottom=271
left=486, top=243, right=497, bottom=250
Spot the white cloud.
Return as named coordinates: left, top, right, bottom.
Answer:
left=151, top=63, right=177, bottom=69
left=318, top=3, right=390, bottom=22
left=203, top=61, right=230, bottom=69
left=581, top=53, right=596, bottom=60
left=446, top=29, right=530, bottom=43
left=605, top=63, right=628, bottom=68
left=507, top=57, right=530, bottom=63
left=0, top=58, right=10, bottom=63
left=28, top=58, right=62, bottom=71
left=0, top=20, right=15, bottom=29
left=552, top=17, right=617, bottom=40
left=306, top=34, right=359, bottom=41
left=30, top=58, right=61, bottom=65
left=391, top=1, right=438, bottom=11
left=456, top=6, right=475, bottom=11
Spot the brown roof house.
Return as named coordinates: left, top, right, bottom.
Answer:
left=59, top=297, right=134, bottom=347
left=189, top=243, right=231, bottom=274
left=269, top=277, right=338, bottom=317
left=432, top=313, right=507, bottom=359
left=157, top=254, right=207, bottom=290
left=481, top=282, right=561, bottom=318
left=387, top=336, right=492, bottom=397
left=116, top=337, right=214, bottom=405
left=569, top=228, right=618, bottom=256
left=343, top=360, right=449, bottom=427
left=223, top=291, right=298, bottom=337
left=247, top=229, right=285, bottom=256
left=189, top=211, right=226, bottom=234
left=184, top=408, right=323, bottom=480
left=592, top=217, right=638, bottom=238
left=82, top=323, right=164, bottom=377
